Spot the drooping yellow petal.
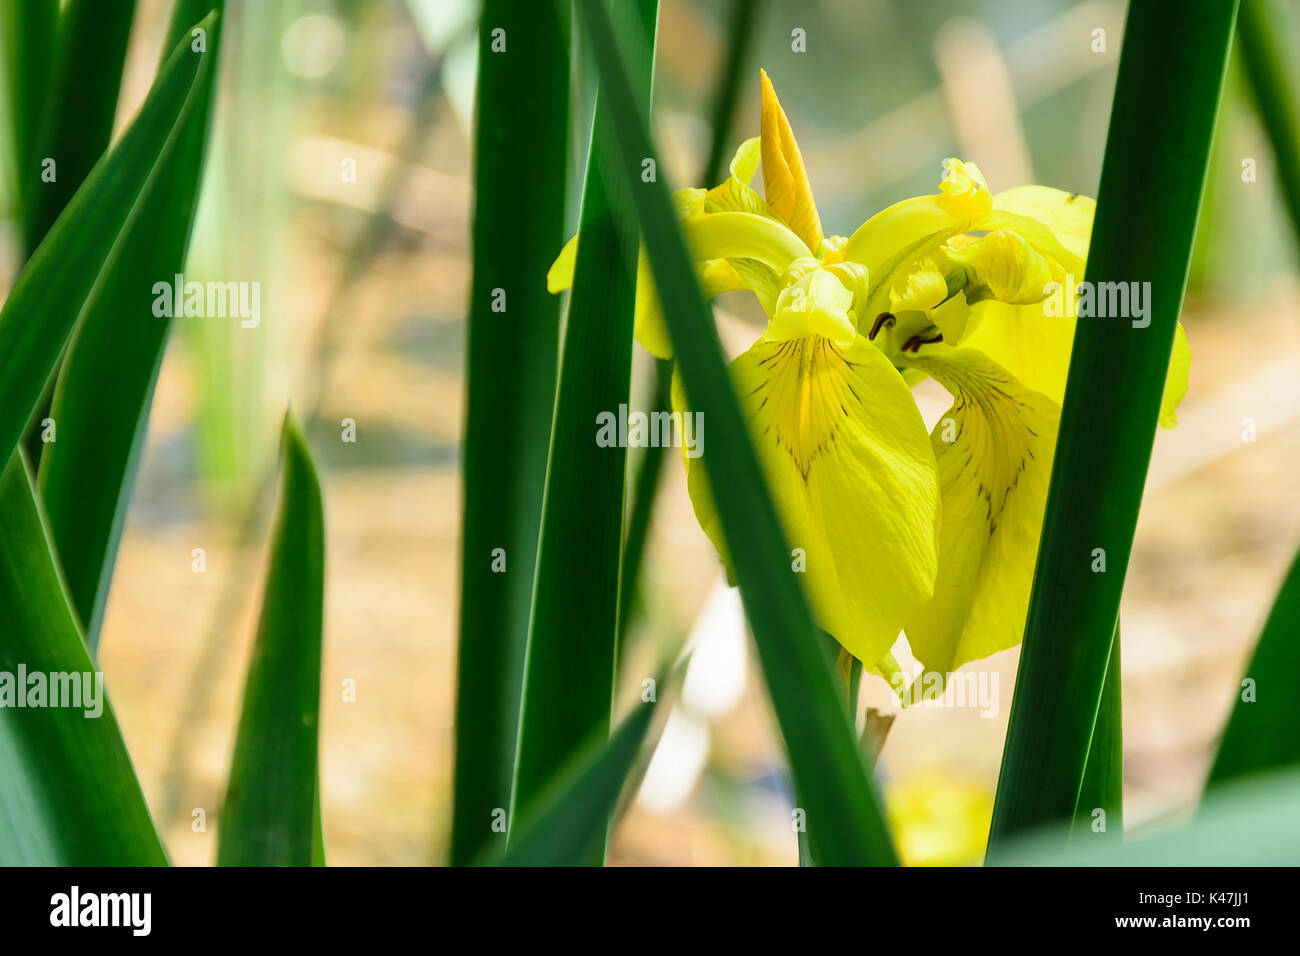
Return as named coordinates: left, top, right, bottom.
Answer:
left=959, top=300, right=1073, bottom=403
left=960, top=299, right=1192, bottom=431
left=677, top=334, right=941, bottom=666
left=759, top=69, right=824, bottom=251
left=902, top=346, right=1060, bottom=675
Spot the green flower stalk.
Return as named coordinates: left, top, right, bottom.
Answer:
left=551, top=71, right=1190, bottom=684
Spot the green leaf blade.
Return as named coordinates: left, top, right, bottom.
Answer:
left=1072, top=629, right=1122, bottom=839
left=499, top=702, right=656, bottom=867
left=574, top=0, right=897, bottom=867
left=450, top=0, right=572, bottom=868
left=509, top=0, right=660, bottom=865
left=1207, top=545, right=1300, bottom=786
left=0, top=451, right=167, bottom=865
left=216, top=416, right=325, bottom=867
left=0, top=10, right=217, bottom=464
left=1000, top=766, right=1300, bottom=866
left=38, top=1, right=226, bottom=649
left=23, top=0, right=139, bottom=255
left=988, top=0, right=1238, bottom=854
left=1237, top=0, right=1300, bottom=256
left=0, top=0, right=56, bottom=241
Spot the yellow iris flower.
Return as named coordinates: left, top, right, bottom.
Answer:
left=549, top=71, right=1190, bottom=682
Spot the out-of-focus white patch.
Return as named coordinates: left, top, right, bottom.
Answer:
left=635, top=709, right=711, bottom=815
left=681, top=577, right=747, bottom=718
left=282, top=14, right=346, bottom=80
left=911, top=376, right=954, bottom=432
left=404, top=0, right=476, bottom=54
left=441, top=36, right=478, bottom=137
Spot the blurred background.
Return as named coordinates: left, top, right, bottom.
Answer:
left=1, top=0, right=1296, bottom=865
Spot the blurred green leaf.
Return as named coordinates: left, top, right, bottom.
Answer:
left=1000, top=766, right=1300, bottom=865
left=1237, top=0, right=1300, bottom=255
left=451, top=0, right=571, bottom=868
left=0, top=450, right=167, bottom=865
left=988, top=0, right=1238, bottom=855
left=1206, top=545, right=1300, bottom=786
left=217, top=416, right=325, bottom=867
left=38, top=1, right=226, bottom=650
left=510, top=0, right=659, bottom=866
left=0, top=11, right=215, bottom=466
left=575, top=0, right=897, bottom=866
left=0, top=0, right=56, bottom=235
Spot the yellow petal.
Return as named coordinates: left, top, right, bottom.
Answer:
left=549, top=188, right=707, bottom=296
left=557, top=203, right=789, bottom=359
left=986, top=185, right=1095, bottom=262
left=936, top=158, right=992, bottom=219
left=760, top=69, right=824, bottom=251
left=886, top=771, right=994, bottom=866
left=634, top=247, right=673, bottom=359
left=960, top=300, right=1191, bottom=430
left=902, top=346, right=1060, bottom=675
left=889, top=257, right=949, bottom=314
left=1159, top=322, right=1191, bottom=429
left=959, top=300, right=1073, bottom=404
left=764, top=264, right=857, bottom=347
left=678, top=334, right=941, bottom=665
left=842, top=195, right=975, bottom=319
left=685, top=210, right=809, bottom=272
left=634, top=256, right=747, bottom=360
left=705, top=137, right=780, bottom=219
left=942, top=229, right=1062, bottom=307
left=547, top=233, right=579, bottom=293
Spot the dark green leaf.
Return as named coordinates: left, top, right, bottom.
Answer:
left=510, top=0, right=659, bottom=865
left=1072, top=628, right=1122, bottom=839
left=499, top=701, right=657, bottom=867
left=1237, top=0, right=1300, bottom=255
left=1206, top=545, right=1300, bottom=785
left=618, top=0, right=761, bottom=653
left=988, top=0, right=1238, bottom=854
left=450, top=0, right=571, bottom=868
left=575, top=0, right=897, bottom=866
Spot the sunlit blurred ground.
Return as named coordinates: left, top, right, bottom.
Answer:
left=57, top=0, right=1300, bottom=865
